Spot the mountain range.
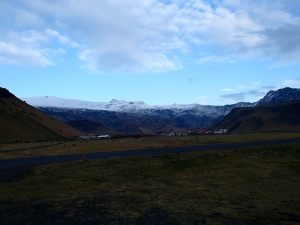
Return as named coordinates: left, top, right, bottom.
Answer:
left=22, top=87, right=300, bottom=135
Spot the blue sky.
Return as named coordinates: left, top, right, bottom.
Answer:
left=0, top=0, right=300, bottom=105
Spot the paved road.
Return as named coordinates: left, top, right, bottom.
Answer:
left=1, top=138, right=300, bottom=169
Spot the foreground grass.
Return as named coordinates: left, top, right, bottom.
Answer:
left=1, top=143, right=300, bottom=224
left=1, top=131, right=300, bottom=159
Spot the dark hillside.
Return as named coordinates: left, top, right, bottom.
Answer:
left=66, top=120, right=121, bottom=135
left=0, top=87, right=83, bottom=143
left=38, top=107, right=186, bottom=135
left=211, top=100, right=300, bottom=133
left=0, top=88, right=16, bottom=98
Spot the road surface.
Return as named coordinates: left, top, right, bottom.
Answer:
left=1, top=138, right=300, bottom=170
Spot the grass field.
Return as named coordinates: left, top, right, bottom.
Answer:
left=1, top=131, right=300, bottom=159
left=0, top=134, right=300, bottom=224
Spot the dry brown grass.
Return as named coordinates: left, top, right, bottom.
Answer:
left=1, top=131, right=300, bottom=159
left=0, top=143, right=299, bottom=224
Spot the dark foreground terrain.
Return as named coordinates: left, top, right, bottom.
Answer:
left=1, top=143, right=300, bottom=224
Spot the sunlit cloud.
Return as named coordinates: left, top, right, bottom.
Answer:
left=0, top=0, right=299, bottom=72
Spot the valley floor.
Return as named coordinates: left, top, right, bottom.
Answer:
left=1, top=137, right=300, bottom=224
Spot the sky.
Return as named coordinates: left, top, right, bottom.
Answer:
left=0, top=0, right=300, bottom=106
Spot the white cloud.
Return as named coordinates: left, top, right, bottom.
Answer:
left=195, top=0, right=300, bottom=64
left=282, top=79, right=300, bottom=88
left=197, top=95, right=208, bottom=104
left=0, top=28, right=77, bottom=67
left=0, top=30, right=51, bottom=66
left=0, top=0, right=299, bottom=71
left=250, top=81, right=261, bottom=88
left=0, top=41, right=52, bottom=66
left=79, top=47, right=182, bottom=73
left=221, top=93, right=245, bottom=102
left=220, top=88, right=269, bottom=103
left=221, top=88, right=234, bottom=92
left=220, top=78, right=300, bottom=104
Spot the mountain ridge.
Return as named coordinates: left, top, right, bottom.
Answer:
left=22, top=87, right=300, bottom=113
left=21, top=87, right=300, bottom=134
left=22, top=96, right=254, bottom=112
left=256, top=87, right=300, bottom=106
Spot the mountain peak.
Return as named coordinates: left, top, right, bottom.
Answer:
left=256, top=87, right=300, bottom=106
left=0, top=87, right=16, bottom=98
left=109, top=99, right=146, bottom=105
left=110, top=99, right=123, bottom=103
left=130, top=101, right=145, bottom=105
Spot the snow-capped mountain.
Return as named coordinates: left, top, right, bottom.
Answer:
left=21, top=96, right=254, bottom=134
left=21, top=87, right=300, bottom=115
left=21, top=87, right=300, bottom=134
left=21, top=96, right=199, bottom=111
left=22, top=96, right=254, bottom=117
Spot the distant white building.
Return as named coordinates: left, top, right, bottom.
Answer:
left=214, top=129, right=228, bottom=134
left=97, top=135, right=111, bottom=139
left=220, top=129, right=228, bottom=133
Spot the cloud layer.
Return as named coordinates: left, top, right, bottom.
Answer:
left=1, top=0, right=299, bottom=72
left=220, top=79, right=300, bottom=103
